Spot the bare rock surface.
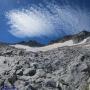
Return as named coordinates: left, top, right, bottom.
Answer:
left=0, top=42, right=90, bottom=90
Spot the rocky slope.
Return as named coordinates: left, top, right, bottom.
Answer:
left=0, top=39, right=90, bottom=90
left=49, top=31, right=90, bottom=44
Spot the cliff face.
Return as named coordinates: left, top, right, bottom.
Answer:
left=0, top=39, right=90, bottom=90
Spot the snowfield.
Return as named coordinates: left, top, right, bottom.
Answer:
left=11, top=38, right=87, bottom=52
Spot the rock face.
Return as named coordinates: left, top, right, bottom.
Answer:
left=50, top=31, right=90, bottom=44
left=0, top=36, right=90, bottom=90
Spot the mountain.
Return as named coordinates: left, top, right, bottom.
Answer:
left=17, top=40, right=45, bottom=47
left=72, top=31, right=90, bottom=43
left=10, top=31, right=90, bottom=52
left=16, top=31, right=90, bottom=48
left=49, top=30, right=90, bottom=44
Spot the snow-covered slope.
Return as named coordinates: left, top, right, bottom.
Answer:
left=11, top=38, right=88, bottom=52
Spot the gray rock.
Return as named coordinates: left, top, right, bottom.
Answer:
left=16, top=69, right=23, bottom=76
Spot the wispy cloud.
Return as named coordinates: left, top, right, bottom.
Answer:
left=6, top=9, right=54, bottom=38
left=6, top=3, right=90, bottom=39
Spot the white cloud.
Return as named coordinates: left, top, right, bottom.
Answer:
left=7, top=9, right=54, bottom=38
left=6, top=4, right=90, bottom=38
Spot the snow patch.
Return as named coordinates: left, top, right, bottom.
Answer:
left=11, top=38, right=87, bottom=52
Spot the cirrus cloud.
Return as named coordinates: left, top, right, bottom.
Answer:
left=6, top=8, right=54, bottom=38
left=6, top=3, right=90, bottom=39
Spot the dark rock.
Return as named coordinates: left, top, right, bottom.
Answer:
left=26, top=85, right=36, bottom=90
left=0, top=79, right=5, bottom=87
left=45, top=80, right=56, bottom=88
left=8, top=75, right=18, bottom=85
left=23, top=68, right=36, bottom=76
left=3, top=60, right=7, bottom=64
left=15, top=65, right=22, bottom=71
left=16, top=69, right=23, bottom=76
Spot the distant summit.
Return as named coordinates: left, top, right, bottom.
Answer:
left=18, top=40, right=45, bottom=47
left=72, top=31, right=90, bottom=43
left=49, top=30, right=90, bottom=44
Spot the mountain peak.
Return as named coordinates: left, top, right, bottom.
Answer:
left=72, top=30, right=90, bottom=43
left=49, top=30, right=90, bottom=44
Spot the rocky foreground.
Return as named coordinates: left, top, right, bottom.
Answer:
left=0, top=41, right=90, bottom=90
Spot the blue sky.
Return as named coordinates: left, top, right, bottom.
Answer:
left=0, top=0, right=90, bottom=44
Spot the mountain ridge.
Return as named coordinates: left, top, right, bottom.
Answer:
left=49, top=30, right=90, bottom=44
left=15, top=31, right=90, bottom=47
